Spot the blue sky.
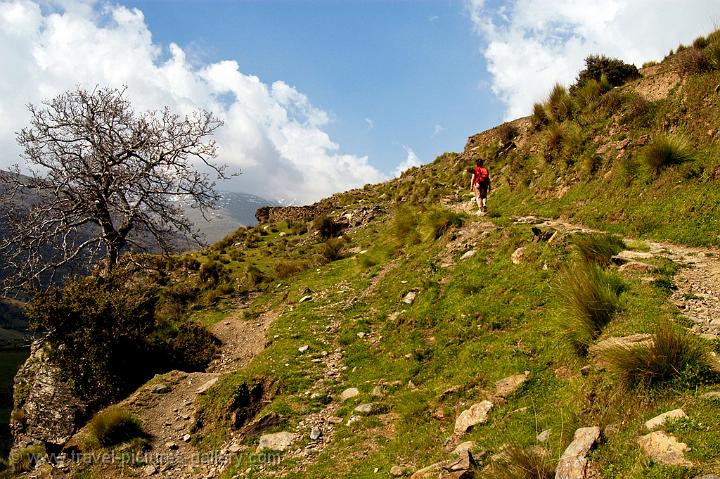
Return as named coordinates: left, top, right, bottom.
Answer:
left=1, top=0, right=718, bottom=203
left=121, top=0, right=500, bottom=179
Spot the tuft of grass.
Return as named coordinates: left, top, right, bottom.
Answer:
left=572, top=233, right=625, bottom=266
left=420, top=208, right=464, bottom=240
left=484, top=446, right=556, bottom=479
left=603, top=320, right=713, bottom=388
left=88, top=406, right=148, bottom=448
left=557, top=260, right=623, bottom=353
left=391, top=207, right=420, bottom=246
left=531, top=102, right=549, bottom=129
left=8, top=445, right=45, bottom=473
left=320, top=238, right=346, bottom=262
left=642, top=135, right=697, bottom=175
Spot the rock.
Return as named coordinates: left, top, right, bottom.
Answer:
left=460, top=250, right=476, bottom=260
left=637, top=431, right=691, bottom=466
left=339, top=387, right=360, bottom=401
left=10, top=347, right=88, bottom=453
left=446, top=450, right=476, bottom=471
left=237, top=411, right=284, bottom=437
left=371, top=385, right=385, bottom=397
left=142, top=464, right=158, bottom=476
left=451, top=441, right=476, bottom=456
left=410, top=451, right=476, bottom=479
left=228, top=443, right=244, bottom=453
left=182, top=434, right=191, bottom=443
left=403, top=290, right=419, bottom=304
left=555, top=426, right=601, bottom=479
left=327, top=416, right=343, bottom=424
left=310, top=427, right=322, bottom=441
left=354, top=403, right=374, bottom=414
left=299, top=295, right=313, bottom=303
left=694, top=475, right=720, bottom=479
left=390, top=465, right=406, bottom=477
left=298, top=345, right=309, bottom=353
left=645, top=409, right=687, bottom=430
left=346, top=415, right=361, bottom=426
left=588, top=334, right=653, bottom=356
left=454, top=400, right=493, bottom=435
left=357, top=332, right=366, bottom=338
left=196, top=377, right=219, bottom=394
left=165, top=442, right=179, bottom=450
left=618, top=261, right=654, bottom=273
left=537, top=429, right=551, bottom=443
left=256, top=431, right=297, bottom=452
left=701, top=391, right=720, bottom=400
left=511, top=247, right=525, bottom=264
left=580, top=365, right=591, bottom=376
left=612, top=250, right=654, bottom=264
left=494, top=371, right=529, bottom=398
left=150, top=383, right=170, bottom=394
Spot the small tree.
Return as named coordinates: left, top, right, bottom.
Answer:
left=0, top=86, right=230, bottom=290
left=571, top=55, right=640, bottom=92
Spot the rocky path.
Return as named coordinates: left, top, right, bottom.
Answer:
left=87, top=303, right=279, bottom=479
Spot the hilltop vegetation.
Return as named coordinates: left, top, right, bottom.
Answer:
left=7, top=30, right=720, bottom=479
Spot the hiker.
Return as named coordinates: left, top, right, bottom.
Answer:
left=470, top=159, right=490, bottom=214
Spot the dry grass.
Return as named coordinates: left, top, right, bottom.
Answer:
left=557, top=260, right=623, bottom=353
left=572, top=233, right=625, bottom=266
left=603, top=320, right=713, bottom=388
left=89, top=406, right=148, bottom=448
left=483, top=446, right=556, bottom=479
left=642, top=135, right=696, bottom=175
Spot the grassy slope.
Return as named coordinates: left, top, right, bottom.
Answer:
left=69, top=37, right=720, bottom=478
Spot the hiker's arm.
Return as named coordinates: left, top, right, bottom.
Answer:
left=470, top=174, right=475, bottom=190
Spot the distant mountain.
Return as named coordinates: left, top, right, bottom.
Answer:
left=184, top=191, right=280, bottom=244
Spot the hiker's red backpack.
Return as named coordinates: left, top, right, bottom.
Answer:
left=473, top=166, right=489, bottom=185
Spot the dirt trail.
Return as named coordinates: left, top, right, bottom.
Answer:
left=522, top=216, right=720, bottom=341
left=84, top=303, right=278, bottom=479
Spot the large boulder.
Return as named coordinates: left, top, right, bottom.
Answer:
left=454, top=401, right=493, bottom=435
left=10, top=345, right=88, bottom=453
left=637, top=431, right=691, bottom=466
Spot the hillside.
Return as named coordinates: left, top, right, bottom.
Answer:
left=6, top=33, right=720, bottom=479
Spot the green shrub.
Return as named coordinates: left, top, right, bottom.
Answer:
left=484, top=446, right=555, bottom=479
left=155, top=321, right=220, bottom=371
left=677, top=47, right=711, bottom=74
left=391, top=207, right=420, bottom=246
left=642, top=135, right=696, bottom=175
left=603, top=321, right=713, bottom=388
left=89, top=406, right=148, bottom=448
left=276, top=260, right=306, bottom=279
left=199, top=260, right=223, bottom=286
left=543, top=123, right=565, bottom=154
left=547, top=83, right=571, bottom=121
left=27, top=271, right=218, bottom=409
left=572, top=233, right=625, bottom=266
left=693, top=35, right=708, bottom=49
left=321, top=238, right=345, bottom=262
left=497, top=122, right=519, bottom=145
left=8, top=445, right=45, bottom=473
left=421, top=208, right=464, bottom=240
left=557, top=260, right=623, bottom=353
left=571, top=55, right=640, bottom=92
left=531, top=102, right=549, bottom=129
left=313, top=215, right=342, bottom=239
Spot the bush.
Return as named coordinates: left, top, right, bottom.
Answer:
left=27, top=271, right=218, bottom=409
left=531, top=102, right=549, bottom=129
left=603, top=321, right=713, bottom=388
left=693, top=35, right=708, bottom=49
left=571, top=55, right=640, bottom=91
left=557, top=260, right=623, bottom=353
left=276, top=260, right=306, bottom=279
left=642, top=135, right=696, bottom=175
left=320, top=238, right=345, bottom=262
left=313, top=215, right=342, bottom=239
left=547, top=83, right=572, bottom=122
left=199, top=260, right=223, bottom=286
left=543, top=123, right=565, bottom=154
left=155, top=321, right=220, bottom=371
left=572, top=233, right=625, bottom=266
left=484, top=446, right=555, bottom=479
left=497, top=122, right=519, bottom=145
left=89, top=406, right=148, bottom=448
left=677, top=47, right=711, bottom=74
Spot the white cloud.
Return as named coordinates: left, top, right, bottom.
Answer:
left=394, top=146, right=420, bottom=177
left=365, top=117, right=374, bottom=129
left=468, top=0, right=720, bottom=119
left=428, top=15, right=439, bottom=23
left=432, top=124, right=444, bottom=137
left=0, top=0, right=386, bottom=204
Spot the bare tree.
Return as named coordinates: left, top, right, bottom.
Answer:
left=0, top=86, right=230, bottom=290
